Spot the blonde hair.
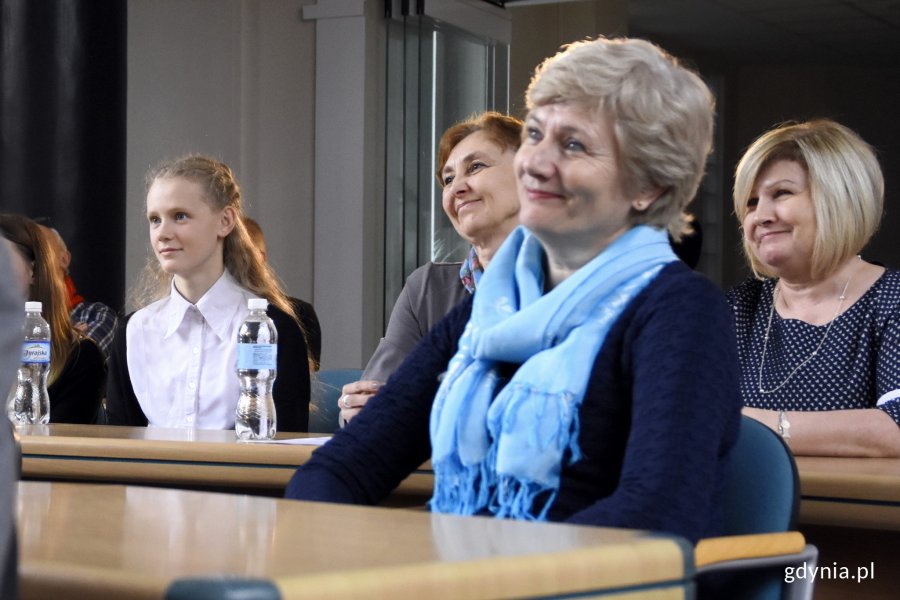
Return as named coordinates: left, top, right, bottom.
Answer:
left=242, top=215, right=318, bottom=371
left=733, top=119, right=883, bottom=279
left=131, top=155, right=313, bottom=365
left=0, top=214, right=79, bottom=385
left=526, top=37, right=715, bottom=241
left=242, top=216, right=267, bottom=259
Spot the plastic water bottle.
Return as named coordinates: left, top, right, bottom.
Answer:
left=235, top=298, right=278, bottom=440
left=7, top=302, right=51, bottom=425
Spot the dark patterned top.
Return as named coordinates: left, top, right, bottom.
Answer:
left=726, top=270, right=900, bottom=426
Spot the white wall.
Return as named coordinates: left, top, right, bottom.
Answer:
left=127, top=0, right=387, bottom=369
left=303, top=0, right=387, bottom=369
left=126, top=0, right=316, bottom=310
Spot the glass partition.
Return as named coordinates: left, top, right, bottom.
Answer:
left=383, top=5, right=509, bottom=327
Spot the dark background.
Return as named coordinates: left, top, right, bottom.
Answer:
left=0, top=0, right=126, bottom=311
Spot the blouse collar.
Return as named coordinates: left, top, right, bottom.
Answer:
left=163, top=271, right=247, bottom=341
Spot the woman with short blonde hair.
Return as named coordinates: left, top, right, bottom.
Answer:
left=728, top=119, right=900, bottom=457
left=734, top=119, right=883, bottom=279
left=528, top=37, right=713, bottom=241
left=288, top=37, right=741, bottom=544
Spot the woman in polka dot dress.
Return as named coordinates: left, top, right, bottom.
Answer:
left=727, top=119, right=900, bottom=457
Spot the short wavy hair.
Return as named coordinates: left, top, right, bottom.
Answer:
left=733, top=119, right=883, bottom=279
left=525, top=37, right=715, bottom=240
left=436, top=112, right=524, bottom=185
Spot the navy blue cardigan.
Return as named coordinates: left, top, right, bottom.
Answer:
left=286, top=262, right=741, bottom=542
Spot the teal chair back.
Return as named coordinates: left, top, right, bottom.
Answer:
left=706, top=415, right=807, bottom=600
left=309, top=368, right=364, bottom=433
left=724, top=416, right=800, bottom=535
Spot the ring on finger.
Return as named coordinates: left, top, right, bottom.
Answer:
left=340, top=395, right=351, bottom=409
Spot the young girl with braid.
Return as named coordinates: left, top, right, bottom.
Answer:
left=106, top=155, right=310, bottom=431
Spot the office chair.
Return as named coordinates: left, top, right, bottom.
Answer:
left=695, top=416, right=818, bottom=600
left=308, top=368, right=364, bottom=433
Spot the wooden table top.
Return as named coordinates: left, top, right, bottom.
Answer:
left=17, top=481, right=692, bottom=600
left=796, top=456, right=900, bottom=503
left=18, top=423, right=320, bottom=465
left=794, top=455, right=900, bottom=531
left=17, top=423, right=434, bottom=503
left=19, top=424, right=900, bottom=530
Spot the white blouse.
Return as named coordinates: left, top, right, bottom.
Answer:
left=126, top=271, right=255, bottom=429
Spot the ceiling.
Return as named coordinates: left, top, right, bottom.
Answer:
left=502, top=0, right=900, bottom=65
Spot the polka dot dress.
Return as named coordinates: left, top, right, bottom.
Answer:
left=726, top=270, right=900, bottom=425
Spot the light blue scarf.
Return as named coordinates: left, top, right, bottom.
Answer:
left=429, top=225, right=676, bottom=520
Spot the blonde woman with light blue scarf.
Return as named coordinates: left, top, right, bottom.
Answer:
left=287, top=37, right=742, bottom=544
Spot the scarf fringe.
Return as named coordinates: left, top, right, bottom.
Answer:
left=430, top=458, right=497, bottom=515
left=489, top=384, right=584, bottom=464
left=431, top=458, right=559, bottom=521
left=432, top=387, right=582, bottom=520
left=491, top=476, right=557, bottom=520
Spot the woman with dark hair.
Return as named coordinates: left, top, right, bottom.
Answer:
left=339, top=112, right=523, bottom=423
left=0, top=214, right=105, bottom=423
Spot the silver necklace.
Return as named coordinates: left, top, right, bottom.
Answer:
left=757, top=264, right=857, bottom=395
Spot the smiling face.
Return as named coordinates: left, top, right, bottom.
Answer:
left=440, top=130, right=520, bottom=249
left=514, top=102, right=657, bottom=262
left=146, top=177, right=235, bottom=289
left=742, top=159, right=816, bottom=279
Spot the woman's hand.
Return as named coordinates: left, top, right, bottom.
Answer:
left=742, top=406, right=900, bottom=457
left=741, top=406, right=779, bottom=432
left=338, top=380, right=383, bottom=424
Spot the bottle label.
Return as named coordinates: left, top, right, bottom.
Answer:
left=237, top=343, right=277, bottom=369
left=21, top=341, right=51, bottom=363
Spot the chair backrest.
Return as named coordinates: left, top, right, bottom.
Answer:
left=723, top=415, right=800, bottom=536
left=308, top=368, right=364, bottom=433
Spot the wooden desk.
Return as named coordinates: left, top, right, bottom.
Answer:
left=17, top=424, right=433, bottom=502
left=794, top=457, right=900, bottom=600
left=22, top=426, right=900, bottom=529
left=17, top=481, right=693, bottom=600
left=795, top=456, right=900, bottom=531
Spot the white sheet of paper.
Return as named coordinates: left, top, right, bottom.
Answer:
left=239, top=436, right=330, bottom=446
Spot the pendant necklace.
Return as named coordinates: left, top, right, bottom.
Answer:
left=757, top=259, right=859, bottom=395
